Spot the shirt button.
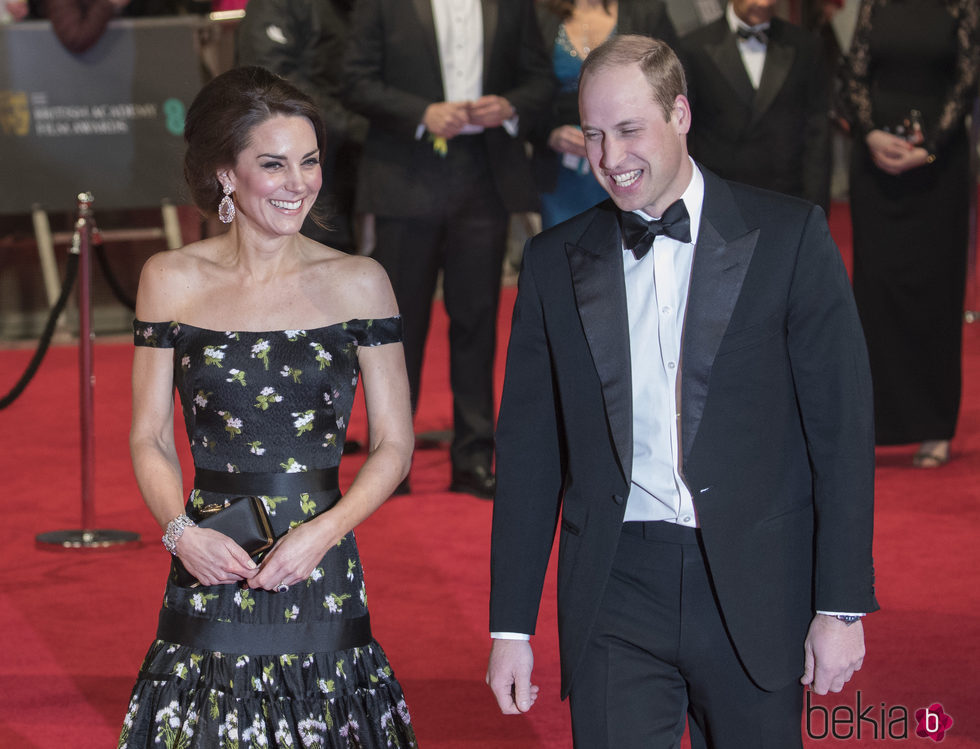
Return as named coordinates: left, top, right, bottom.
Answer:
left=682, top=515, right=692, bottom=524
left=662, top=306, right=672, bottom=315
left=667, top=361, right=676, bottom=369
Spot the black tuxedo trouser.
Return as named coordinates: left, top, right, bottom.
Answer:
left=372, top=135, right=508, bottom=474
left=568, top=521, right=804, bottom=749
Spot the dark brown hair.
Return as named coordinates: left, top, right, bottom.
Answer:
left=183, top=66, right=327, bottom=218
left=579, top=34, right=687, bottom=121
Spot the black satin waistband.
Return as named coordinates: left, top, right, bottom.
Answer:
left=156, top=608, right=372, bottom=655
left=194, top=467, right=339, bottom=496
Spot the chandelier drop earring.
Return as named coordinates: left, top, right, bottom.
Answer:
left=218, top=182, right=236, bottom=224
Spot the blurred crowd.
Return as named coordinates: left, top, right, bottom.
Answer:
left=6, top=0, right=978, bottom=474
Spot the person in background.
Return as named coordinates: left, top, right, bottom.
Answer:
left=235, top=0, right=368, bottom=253
left=532, top=0, right=677, bottom=229
left=677, top=0, right=831, bottom=212
left=342, top=0, right=555, bottom=498
left=37, top=0, right=176, bottom=54
left=1, top=0, right=29, bottom=21
left=487, top=34, right=876, bottom=747
left=838, top=0, right=979, bottom=467
left=118, top=66, right=416, bottom=747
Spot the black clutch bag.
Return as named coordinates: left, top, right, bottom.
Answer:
left=171, top=495, right=275, bottom=588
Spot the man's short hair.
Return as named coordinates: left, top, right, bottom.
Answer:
left=579, top=34, right=687, bottom=122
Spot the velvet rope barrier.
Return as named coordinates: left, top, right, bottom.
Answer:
left=35, top=192, right=140, bottom=549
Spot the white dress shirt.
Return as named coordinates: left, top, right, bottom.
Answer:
left=418, top=0, right=519, bottom=140
left=622, top=162, right=703, bottom=527
left=726, top=2, right=769, bottom=89
left=431, top=0, right=485, bottom=134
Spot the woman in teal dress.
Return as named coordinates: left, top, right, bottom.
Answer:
left=118, top=66, right=417, bottom=748
left=532, top=0, right=676, bottom=229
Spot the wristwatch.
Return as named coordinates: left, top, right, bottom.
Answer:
left=835, top=614, right=862, bottom=625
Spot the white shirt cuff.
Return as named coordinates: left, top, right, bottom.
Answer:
left=490, top=631, right=530, bottom=640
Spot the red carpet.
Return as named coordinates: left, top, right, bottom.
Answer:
left=1, top=202, right=978, bottom=747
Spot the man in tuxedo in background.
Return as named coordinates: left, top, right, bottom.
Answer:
left=487, top=35, right=876, bottom=747
left=677, top=0, right=831, bottom=211
left=235, top=0, right=367, bottom=253
left=342, top=0, right=554, bottom=498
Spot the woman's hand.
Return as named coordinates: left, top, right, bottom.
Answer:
left=174, top=526, right=259, bottom=587
left=547, top=125, right=587, bottom=158
left=247, top=515, right=342, bottom=591
left=866, top=129, right=931, bottom=175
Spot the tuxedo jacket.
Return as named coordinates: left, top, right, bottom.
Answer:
left=530, top=0, right=677, bottom=192
left=490, top=168, right=878, bottom=696
left=677, top=17, right=831, bottom=211
left=341, top=0, right=555, bottom=217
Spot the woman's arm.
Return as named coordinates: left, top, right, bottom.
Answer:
left=130, top=251, right=258, bottom=586
left=837, top=0, right=877, bottom=139
left=927, top=0, right=980, bottom=154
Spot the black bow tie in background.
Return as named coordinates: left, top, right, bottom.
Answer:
left=619, top=199, right=691, bottom=259
left=736, top=25, right=769, bottom=44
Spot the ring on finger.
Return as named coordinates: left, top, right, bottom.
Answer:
left=275, top=581, right=289, bottom=593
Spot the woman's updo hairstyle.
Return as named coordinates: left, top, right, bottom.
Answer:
left=182, top=66, right=327, bottom=217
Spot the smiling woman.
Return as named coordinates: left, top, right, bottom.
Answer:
left=218, top=115, right=323, bottom=239
left=116, top=66, right=417, bottom=748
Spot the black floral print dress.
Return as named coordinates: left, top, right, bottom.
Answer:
left=119, top=318, right=417, bottom=749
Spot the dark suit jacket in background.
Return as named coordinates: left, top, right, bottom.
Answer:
left=342, top=0, right=555, bottom=218
left=490, top=168, right=878, bottom=697
left=530, top=0, right=677, bottom=193
left=677, top=17, right=832, bottom=211
left=236, top=0, right=366, bottom=250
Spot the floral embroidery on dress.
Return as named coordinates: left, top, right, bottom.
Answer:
left=122, top=318, right=415, bottom=749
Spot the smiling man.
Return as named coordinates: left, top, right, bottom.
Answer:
left=486, top=35, right=878, bottom=748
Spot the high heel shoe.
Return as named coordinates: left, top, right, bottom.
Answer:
left=912, top=440, right=950, bottom=468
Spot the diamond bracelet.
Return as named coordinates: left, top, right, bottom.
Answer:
left=162, top=513, right=196, bottom=555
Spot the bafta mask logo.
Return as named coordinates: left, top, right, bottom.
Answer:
left=0, top=91, right=30, bottom=136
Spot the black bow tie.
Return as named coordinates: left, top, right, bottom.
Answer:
left=619, top=200, right=691, bottom=259
left=736, top=25, right=768, bottom=44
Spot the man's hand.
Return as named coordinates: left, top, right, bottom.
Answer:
left=467, top=95, right=516, bottom=129
left=423, top=101, right=470, bottom=139
left=801, top=614, right=865, bottom=695
left=486, top=638, right=539, bottom=714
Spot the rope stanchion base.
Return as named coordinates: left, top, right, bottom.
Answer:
left=36, top=529, right=141, bottom=549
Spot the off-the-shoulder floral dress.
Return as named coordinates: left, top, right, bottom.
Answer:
left=118, top=318, right=417, bottom=748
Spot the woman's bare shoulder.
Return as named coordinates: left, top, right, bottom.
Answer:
left=316, top=252, right=399, bottom=319
left=135, top=238, right=223, bottom=321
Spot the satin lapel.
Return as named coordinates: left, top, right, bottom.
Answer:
left=706, top=35, right=755, bottom=105
left=482, top=0, right=498, bottom=82
left=566, top=204, right=633, bottom=483
left=752, top=25, right=794, bottom=125
left=412, top=0, right=441, bottom=72
left=681, top=172, right=758, bottom=460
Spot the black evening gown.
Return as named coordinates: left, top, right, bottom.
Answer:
left=842, top=0, right=979, bottom=444
left=119, top=318, right=417, bottom=748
